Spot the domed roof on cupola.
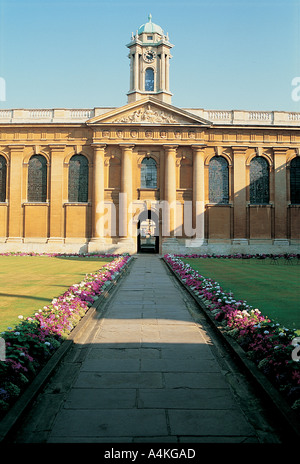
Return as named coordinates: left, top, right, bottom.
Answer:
left=138, top=14, right=164, bottom=36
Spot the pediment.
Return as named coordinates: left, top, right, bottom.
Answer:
left=86, top=97, right=211, bottom=126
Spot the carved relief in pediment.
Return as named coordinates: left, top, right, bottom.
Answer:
left=112, top=105, right=180, bottom=124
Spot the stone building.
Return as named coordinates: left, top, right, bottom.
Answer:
left=0, top=15, right=299, bottom=255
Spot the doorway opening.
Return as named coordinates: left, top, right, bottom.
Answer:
left=137, top=209, right=159, bottom=253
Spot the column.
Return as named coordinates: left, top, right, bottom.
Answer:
left=160, top=52, right=166, bottom=91
left=273, top=147, right=288, bottom=242
left=7, top=145, right=24, bottom=241
left=130, top=54, right=134, bottom=91
left=163, top=145, right=177, bottom=237
left=165, top=55, right=170, bottom=92
left=91, top=144, right=106, bottom=242
left=120, top=144, right=134, bottom=239
left=192, top=145, right=206, bottom=240
left=134, top=52, right=139, bottom=90
left=232, top=146, right=248, bottom=242
left=49, top=145, right=65, bottom=242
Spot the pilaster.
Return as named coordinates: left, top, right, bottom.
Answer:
left=192, top=145, right=206, bottom=240
left=7, top=145, right=24, bottom=241
left=163, top=145, right=177, bottom=238
left=91, top=144, right=106, bottom=242
left=120, top=144, right=134, bottom=238
left=48, top=144, right=65, bottom=242
left=273, top=147, right=289, bottom=242
left=232, top=146, right=248, bottom=241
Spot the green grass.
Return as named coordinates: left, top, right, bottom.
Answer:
left=182, top=257, right=300, bottom=331
left=0, top=256, right=113, bottom=332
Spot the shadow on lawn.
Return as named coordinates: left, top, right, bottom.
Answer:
left=0, top=293, right=50, bottom=302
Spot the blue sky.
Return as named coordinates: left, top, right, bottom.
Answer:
left=0, top=0, right=299, bottom=111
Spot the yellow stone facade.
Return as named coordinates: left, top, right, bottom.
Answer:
left=0, top=16, right=299, bottom=255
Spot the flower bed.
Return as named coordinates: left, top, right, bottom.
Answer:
left=164, top=254, right=300, bottom=413
left=0, top=252, right=119, bottom=258
left=0, top=254, right=131, bottom=418
left=173, top=253, right=299, bottom=260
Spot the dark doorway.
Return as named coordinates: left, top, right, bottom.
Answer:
left=137, top=209, right=159, bottom=253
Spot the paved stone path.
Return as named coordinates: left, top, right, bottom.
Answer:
left=14, top=255, right=282, bottom=443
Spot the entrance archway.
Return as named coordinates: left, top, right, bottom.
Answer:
left=137, top=209, right=159, bottom=253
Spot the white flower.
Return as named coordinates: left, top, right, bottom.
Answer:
left=264, top=331, right=269, bottom=334
left=19, top=352, right=25, bottom=356
left=18, top=315, right=23, bottom=320
left=14, top=331, right=20, bottom=335
left=44, top=341, right=51, bottom=346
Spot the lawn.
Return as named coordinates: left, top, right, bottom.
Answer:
left=182, top=257, right=300, bottom=331
left=0, top=255, right=113, bottom=332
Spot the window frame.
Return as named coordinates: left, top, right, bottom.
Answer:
left=249, top=156, right=270, bottom=205
left=208, top=155, right=229, bottom=204
left=145, top=67, right=155, bottom=92
left=140, top=156, right=157, bottom=189
left=0, top=155, right=7, bottom=203
left=68, top=154, right=89, bottom=203
left=290, top=156, right=300, bottom=205
left=27, top=154, right=48, bottom=203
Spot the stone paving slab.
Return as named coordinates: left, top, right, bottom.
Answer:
left=64, top=388, right=137, bottom=409
left=73, top=372, right=164, bottom=389
left=13, top=254, right=283, bottom=444
left=168, top=409, right=255, bottom=436
left=163, top=372, right=229, bottom=389
left=86, top=347, right=161, bottom=359
left=139, top=358, right=220, bottom=372
left=137, top=388, right=237, bottom=409
left=48, top=409, right=169, bottom=439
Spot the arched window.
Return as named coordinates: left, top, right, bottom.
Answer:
left=28, top=155, right=47, bottom=202
left=250, top=157, right=269, bottom=204
left=0, top=155, right=7, bottom=202
left=145, top=68, right=154, bottom=92
left=68, top=154, right=89, bottom=202
left=141, top=157, right=157, bottom=188
left=290, top=157, right=300, bottom=204
left=209, top=156, right=229, bottom=204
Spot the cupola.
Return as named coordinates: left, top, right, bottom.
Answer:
left=127, top=15, right=173, bottom=104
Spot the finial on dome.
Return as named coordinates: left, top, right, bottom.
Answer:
left=148, top=13, right=152, bottom=22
